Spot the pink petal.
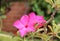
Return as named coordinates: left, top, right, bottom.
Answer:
left=36, top=16, right=46, bottom=28
left=13, top=20, right=24, bottom=29
left=29, top=12, right=37, bottom=25
left=27, top=26, right=35, bottom=32
left=20, top=15, right=29, bottom=25
left=36, top=16, right=46, bottom=23
left=19, top=28, right=27, bottom=37
left=36, top=16, right=44, bottom=20
left=29, top=12, right=36, bottom=19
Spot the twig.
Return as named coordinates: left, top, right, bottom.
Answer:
left=44, top=9, right=57, bottom=34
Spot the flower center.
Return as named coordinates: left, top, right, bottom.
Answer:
left=25, top=25, right=28, bottom=28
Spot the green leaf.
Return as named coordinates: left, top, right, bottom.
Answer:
left=0, top=33, right=22, bottom=41
left=54, top=0, right=60, bottom=9
left=47, top=5, right=53, bottom=14
left=54, top=14, right=60, bottom=24
left=32, top=1, right=44, bottom=15
left=52, top=20, right=60, bottom=34
left=45, top=0, right=53, bottom=5
left=51, top=20, right=60, bottom=39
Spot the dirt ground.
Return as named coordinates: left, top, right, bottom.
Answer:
left=1, top=2, right=30, bottom=35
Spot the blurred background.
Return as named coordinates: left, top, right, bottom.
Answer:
left=0, top=0, right=60, bottom=41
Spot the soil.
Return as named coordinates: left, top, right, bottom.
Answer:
left=1, top=2, right=30, bottom=35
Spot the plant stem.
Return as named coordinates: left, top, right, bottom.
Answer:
left=44, top=9, right=57, bottom=34
left=0, top=17, right=2, bottom=32
left=24, top=37, right=25, bottom=41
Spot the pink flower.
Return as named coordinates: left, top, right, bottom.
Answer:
left=13, top=15, right=35, bottom=37
left=29, top=12, right=46, bottom=28
left=13, top=12, right=46, bottom=37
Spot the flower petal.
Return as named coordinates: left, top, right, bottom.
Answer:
left=36, top=16, right=44, bottom=20
left=19, top=28, right=27, bottom=37
left=29, top=12, right=37, bottom=25
left=36, top=16, right=46, bottom=23
left=13, top=20, right=24, bottom=29
left=20, top=15, right=29, bottom=25
left=27, top=26, right=35, bottom=32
